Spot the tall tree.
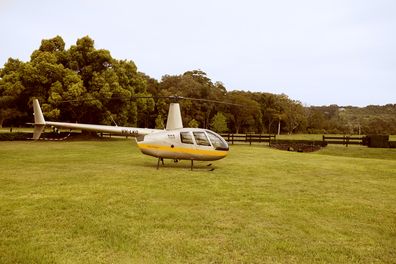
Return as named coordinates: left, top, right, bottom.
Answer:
left=158, top=70, right=226, bottom=129
left=284, top=100, right=306, bottom=134
left=0, top=58, right=26, bottom=126
left=226, top=91, right=261, bottom=133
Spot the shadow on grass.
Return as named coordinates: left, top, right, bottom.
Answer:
left=140, top=160, right=217, bottom=171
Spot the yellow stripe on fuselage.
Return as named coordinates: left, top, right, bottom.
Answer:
left=137, top=143, right=228, bottom=157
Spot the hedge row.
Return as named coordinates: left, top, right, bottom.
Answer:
left=0, top=132, right=75, bottom=141
left=0, top=132, right=31, bottom=141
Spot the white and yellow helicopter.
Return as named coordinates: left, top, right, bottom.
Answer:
left=31, top=97, right=229, bottom=170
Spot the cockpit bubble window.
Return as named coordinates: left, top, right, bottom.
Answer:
left=180, top=132, right=194, bottom=144
left=193, top=132, right=211, bottom=146
left=206, top=130, right=229, bottom=150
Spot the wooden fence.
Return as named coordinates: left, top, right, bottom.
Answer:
left=220, top=134, right=366, bottom=147
left=322, top=135, right=364, bottom=147
left=220, top=134, right=276, bottom=145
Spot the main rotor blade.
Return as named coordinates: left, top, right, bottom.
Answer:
left=56, top=95, right=155, bottom=103
left=56, top=95, right=243, bottom=106
left=181, top=97, right=243, bottom=106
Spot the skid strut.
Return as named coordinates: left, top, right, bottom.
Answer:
left=156, top=157, right=164, bottom=169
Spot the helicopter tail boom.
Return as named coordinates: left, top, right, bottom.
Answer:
left=31, top=99, right=160, bottom=140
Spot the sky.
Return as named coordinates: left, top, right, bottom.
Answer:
left=0, top=0, right=395, bottom=107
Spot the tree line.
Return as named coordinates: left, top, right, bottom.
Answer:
left=1, top=36, right=395, bottom=135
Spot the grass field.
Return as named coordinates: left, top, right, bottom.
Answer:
left=0, top=140, right=395, bottom=263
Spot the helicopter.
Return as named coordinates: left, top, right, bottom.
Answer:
left=31, top=97, right=230, bottom=170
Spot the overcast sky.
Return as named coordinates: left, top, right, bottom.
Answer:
left=1, top=0, right=395, bottom=106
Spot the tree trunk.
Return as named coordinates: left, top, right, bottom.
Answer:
left=268, top=119, right=274, bottom=134
left=277, top=119, right=281, bottom=135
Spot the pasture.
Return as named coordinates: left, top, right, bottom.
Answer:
left=0, top=140, right=395, bottom=263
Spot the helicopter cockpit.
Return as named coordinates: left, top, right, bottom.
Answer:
left=180, top=129, right=229, bottom=151
left=205, top=130, right=229, bottom=150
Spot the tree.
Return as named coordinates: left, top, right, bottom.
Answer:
left=307, top=108, right=326, bottom=133
left=158, top=70, right=227, bottom=129
left=226, top=91, right=261, bottom=133
left=210, top=112, right=228, bottom=133
left=284, top=100, right=306, bottom=134
left=0, top=58, right=26, bottom=126
left=155, top=114, right=165, bottom=129
left=0, top=35, right=151, bottom=127
left=188, top=119, right=199, bottom=128
left=140, top=72, right=161, bottom=128
left=255, top=93, right=277, bottom=133
left=255, top=93, right=289, bottom=134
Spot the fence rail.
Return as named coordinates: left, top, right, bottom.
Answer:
left=322, top=135, right=364, bottom=147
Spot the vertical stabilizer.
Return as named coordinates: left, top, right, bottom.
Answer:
left=32, top=99, right=46, bottom=140
left=166, top=103, right=183, bottom=130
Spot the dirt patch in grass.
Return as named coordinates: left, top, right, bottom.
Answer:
left=271, top=142, right=323, bottom=152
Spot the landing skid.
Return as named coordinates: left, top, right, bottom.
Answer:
left=156, top=158, right=215, bottom=171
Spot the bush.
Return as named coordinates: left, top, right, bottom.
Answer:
left=0, top=132, right=31, bottom=141
left=365, top=135, right=390, bottom=148
left=271, top=139, right=327, bottom=152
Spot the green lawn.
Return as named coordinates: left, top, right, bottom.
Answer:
left=0, top=140, right=395, bottom=263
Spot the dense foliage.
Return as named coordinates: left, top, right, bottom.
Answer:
left=1, top=36, right=395, bottom=134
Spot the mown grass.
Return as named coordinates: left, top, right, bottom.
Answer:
left=0, top=140, right=395, bottom=263
left=317, top=144, right=396, bottom=160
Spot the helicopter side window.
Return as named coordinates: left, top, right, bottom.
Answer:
left=193, top=132, right=211, bottom=146
left=180, top=132, right=194, bottom=144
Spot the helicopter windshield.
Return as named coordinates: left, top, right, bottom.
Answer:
left=206, top=130, right=229, bottom=150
